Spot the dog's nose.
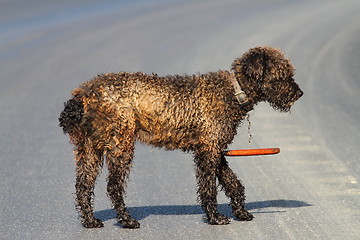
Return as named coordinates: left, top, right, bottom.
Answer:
left=297, top=89, right=303, bottom=99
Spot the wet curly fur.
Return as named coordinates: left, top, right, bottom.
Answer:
left=59, top=46, right=303, bottom=228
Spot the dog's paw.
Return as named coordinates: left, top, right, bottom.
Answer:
left=83, top=218, right=104, bottom=228
left=208, top=214, right=231, bottom=225
left=233, top=209, right=254, bottom=221
left=120, top=218, right=140, bottom=229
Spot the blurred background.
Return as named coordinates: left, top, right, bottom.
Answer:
left=1, top=0, right=360, bottom=239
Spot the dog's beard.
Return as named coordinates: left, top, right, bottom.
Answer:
left=270, top=101, right=292, bottom=113
left=269, top=89, right=303, bottom=113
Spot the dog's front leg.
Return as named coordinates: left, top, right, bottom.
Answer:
left=194, top=147, right=231, bottom=225
left=218, top=155, right=254, bottom=221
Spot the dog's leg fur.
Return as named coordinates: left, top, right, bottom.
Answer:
left=74, top=139, right=104, bottom=228
left=218, top=155, right=254, bottom=221
left=106, top=135, right=139, bottom=228
left=194, top=146, right=231, bottom=225
left=104, top=110, right=140, bottom=228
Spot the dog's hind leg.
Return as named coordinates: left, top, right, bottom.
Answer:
left=194, top=147, right=231, bottom=225
left=74, top=139, right=104, bottom=228
left=105, top=119, right=140, bottom=229
left=217, top=155, right=254, bottom=221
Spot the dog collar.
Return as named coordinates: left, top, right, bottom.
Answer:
left=229, top=72, right=249, bottom=106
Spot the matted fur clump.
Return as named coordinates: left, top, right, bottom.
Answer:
left=59, top=46, right=303, bottom=228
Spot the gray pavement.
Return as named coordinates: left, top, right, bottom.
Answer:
left=1, top=0, right=360, bottom=239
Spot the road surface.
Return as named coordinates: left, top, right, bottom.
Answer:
left=1, top=0, right=360, bottom=239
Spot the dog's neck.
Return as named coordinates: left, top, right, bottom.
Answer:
left=229, top=72, right=250, bottom=107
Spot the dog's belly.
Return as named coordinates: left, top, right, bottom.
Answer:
left=135, top=117, right=199, bottom=151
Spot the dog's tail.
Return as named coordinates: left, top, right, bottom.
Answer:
left=59, top=98, right=84, bottom=136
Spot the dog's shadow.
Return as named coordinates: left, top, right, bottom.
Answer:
left=95, top=200, right=311, bottom=222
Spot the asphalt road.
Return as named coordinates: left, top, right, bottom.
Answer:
left=1, top=0, right=360, bottom=239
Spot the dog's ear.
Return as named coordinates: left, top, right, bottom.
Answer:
left=231, top=47, right=266, bottom=82
left=261, top=47, right=295, bottom=82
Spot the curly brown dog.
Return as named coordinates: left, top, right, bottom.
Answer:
left=59, top=46, right=303, bottom=228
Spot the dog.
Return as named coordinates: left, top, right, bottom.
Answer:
left=59, top=46, right=303, bottom=228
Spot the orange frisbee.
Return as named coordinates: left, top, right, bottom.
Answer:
left=224, top=148, right=280, bottom=156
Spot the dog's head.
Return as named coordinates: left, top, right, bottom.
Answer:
left=231, top=46, right=303, bottom=112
